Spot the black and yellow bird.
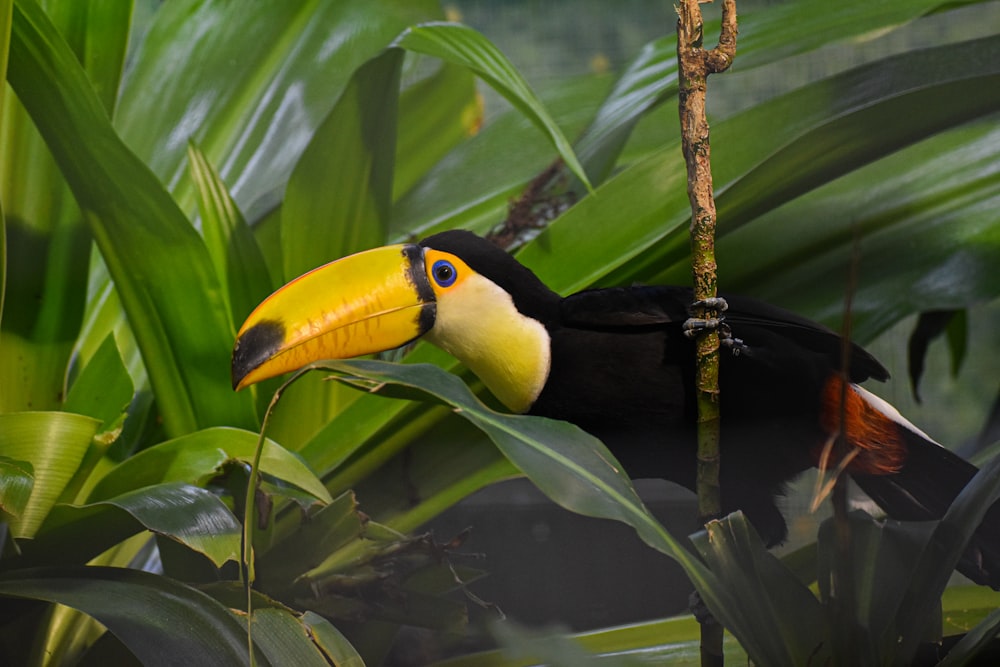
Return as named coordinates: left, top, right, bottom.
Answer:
left=232, top=229, right=1000, bottom=588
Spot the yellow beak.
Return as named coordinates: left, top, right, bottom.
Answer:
left=231, top=244, right=435, bottom=390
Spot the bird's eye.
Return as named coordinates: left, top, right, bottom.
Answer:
left=431, top=259, right=457, bottom=288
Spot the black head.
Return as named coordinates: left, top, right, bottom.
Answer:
left=418, top=230, right=561, bottom=324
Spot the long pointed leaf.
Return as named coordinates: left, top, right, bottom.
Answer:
left=116, top=0, right=441, bottom=219
left=692, top=514, right=827, bottom=666
left=516, top=35, right=1000, bottom=314
left=0, top=411, right=100, bottom=537
left=88, top=426, right=331, bottom=505
left=9, top=0, right=256, bottom=435
left=0, top=456, right=33, bottom=521
left=0, top=566, right=260, bottom=666
left=23, top=482, right=241, bottom=568
left=396, top=22, right=591, bottom=191
left=281, top=48, right=403, bottom=281
left=0, top=0, right=130, bottom=414
left=188, top=142, right=273, bottom=328
left=299, top=360, right=749, bottom=630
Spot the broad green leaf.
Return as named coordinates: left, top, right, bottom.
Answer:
left=302, top=360, right=743, bottom=630
left=396, top=22, right=591, bottom=192
left=188, top=142, right=273, bottom=329
left=37, top=0, right=132, bottom=117
left=710, top=116, right=1000, bottom=341
left=816, top=512, right=935, bottom=658
left=0, top=0, right=130, bottom=414
left=0, top=0, right=9, bottom=109
left=578, top=0, right=966, bottom=176
left=88, top=426, right=331, bottom=505
left=8, top=0, right=256, bottom=435
left=391, top=74, right=607, bottom=243
left=268, top=49, right=406, bottom=448
left=392, top=0, right=967, bottom=241
left=295, top=344, right=462, bottom=474
left=256, top=491, right=363, bottom=589
left=693, top=514, right=827, bottom=665
left=0, top=456, right=33, bottom=521
left=302, top=611, right=365, bottom=667
left=0, top=411, right=100, bottom=537
left=0, top=0, right=131, bottom=418
left=249, top=608, right=336, bottom=667
left=573, top=35, right=676, bottom=188
left=64, top=332, right=132, bottom=431
left=23, top=482, right=241, bottom=568
left=729, top=0, right=965, bottom=71
left=0, top=566, right=260, bottom=666
left=116, top=0, right=442, bottom=220
left=56, top=334, right=133, bottom=505
left=394, top=62, right=480, bottom=202
left=895, top=452, right=1000, bottom=661
left=515, top=35, right=1000, bottom=316
left=282, top=48, right=403, bottom=281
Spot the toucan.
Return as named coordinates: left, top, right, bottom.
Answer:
left=232, top=229, right=1000, bottom=588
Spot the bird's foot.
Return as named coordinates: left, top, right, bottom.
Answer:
left=683, top=297, right=729, bottom=338
left=683, top=297, right=748, bottom=356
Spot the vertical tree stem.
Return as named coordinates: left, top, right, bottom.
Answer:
left=676, top=1, right=737, bottom=665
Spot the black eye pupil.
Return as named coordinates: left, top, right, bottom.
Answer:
left=431, top=259, right=458, bottom=287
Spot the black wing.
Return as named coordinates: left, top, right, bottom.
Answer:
left=559, top=285, right=888, bottom=383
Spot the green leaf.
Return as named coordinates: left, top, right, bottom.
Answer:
left=396, top=22, right=591, bottom=191
left=188, top=142, right=273, bottom=328
left=282, top=48, right=403, bottom=281
left=24, top=482, right=241, bottom=568
left=8, top=0, right=256, bottom=435
left=116, top=0, right=442, bottom=219
left=256, top=491, right=363, bottom=589
left=515, top=34, right=1000, bottom=328
left=0, top=0, right=131, bottom=416
left=570, top=0, right=950, bottom=188
left=391, top=74, right=608, bottom=242
left=64, top=332, right=132, bottom=432
left=0, top=456, right=33, bottom=521
left=301, top=611, right=365, bottom=667
left=249, top=608, right=339, bottom=667
left=0, top=566, right=259, bottom=666
left=0, top=411, right=100, bottom=537
left=303, top=360, right=743, bottom=628
left=267, top=48, right=409, bottom=449
left=895, top=451, right=1000, bottom=661
left=88, top=426, right=331, bottom=505
left=692, top=514, right=827, bottom=665
left=394, top=62, right=480, bottom=201
left=711, top=116, right=1000, bottom=340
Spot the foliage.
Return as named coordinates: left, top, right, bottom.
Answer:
left=1, top=0, right=999, bottom=664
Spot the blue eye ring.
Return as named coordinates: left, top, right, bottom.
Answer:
left=431, top=259, right=457, bottom=288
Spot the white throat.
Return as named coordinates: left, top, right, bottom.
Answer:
left=425, top=273, right=551, bottom=413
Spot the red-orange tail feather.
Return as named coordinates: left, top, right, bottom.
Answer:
left=819, top=373, right=1000, bottom=589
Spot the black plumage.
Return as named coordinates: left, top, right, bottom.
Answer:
left=419, top=230, right=1000, bottom=586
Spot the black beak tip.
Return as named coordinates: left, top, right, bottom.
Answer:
left=230, top=320, right=286, bottom=390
